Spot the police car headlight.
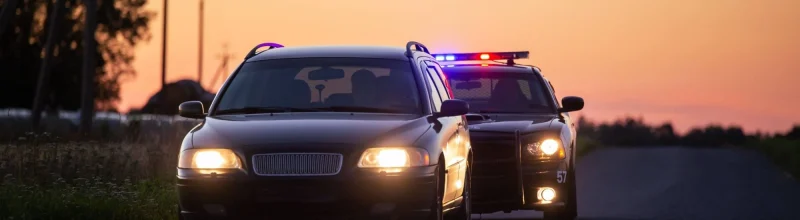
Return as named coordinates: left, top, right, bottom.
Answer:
left=178, top=149, right=242, bottom=169
left=526, top=139, right=565, bottom=159
left=358, top=147, right=430, bottom=168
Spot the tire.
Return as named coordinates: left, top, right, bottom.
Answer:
left=445, top=159, right=472, bottom=220
left=543, top=165, right=577, bottom=220
left=427, top=163, right=445, bottom=220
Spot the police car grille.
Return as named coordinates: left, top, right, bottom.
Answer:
left=252, top=153, right=343, bottom=176
left=468, top=132, right=520, bottom=202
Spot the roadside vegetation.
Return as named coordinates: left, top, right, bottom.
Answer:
left=575, top=116, right=800, bottom=178
left=0, top=116, right=798, bottom=219
left=0, top=120, right=190, bottom=220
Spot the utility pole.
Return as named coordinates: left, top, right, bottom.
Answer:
left=198, top=0, right=204, bottom=85
left=161, top=0, right=168, bottom=91
left=79, top=0, right=98, bottom=134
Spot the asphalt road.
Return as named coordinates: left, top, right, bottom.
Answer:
left=471, top=147, right=800, bottom=220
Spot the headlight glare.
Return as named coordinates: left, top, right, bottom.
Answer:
left=179, top=149, right=241, bottom=169
left=526, top=138, right=565, bottom=159
left=358, top=147, right=429, bottom=168
left=540, top=139, right=560, bottom=155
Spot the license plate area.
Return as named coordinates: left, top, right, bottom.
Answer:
left=257, top=184, right=337, bottom=203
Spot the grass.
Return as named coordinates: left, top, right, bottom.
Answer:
left=0, top=132, right=183, bottom=220
left=0, top=178, right=177, bottom=220
left=751, top=138, right=800, bottom=178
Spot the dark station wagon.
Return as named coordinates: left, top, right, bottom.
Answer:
left=176, top=42, right=474, bottom=220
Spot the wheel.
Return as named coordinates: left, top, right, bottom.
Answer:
left=427, top=162, right=445, bottom=220
left=445, top=159, right=472, bottom=220
left=543, top=165, right=577, bottom=220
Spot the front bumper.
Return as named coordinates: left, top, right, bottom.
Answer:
left=472, top=160, right=569, bottom=213
left=177, top=165, right=437, bottom=219
left=521, top=161, right=569, bottom=211
left=469, top=130, right=571, bottom=213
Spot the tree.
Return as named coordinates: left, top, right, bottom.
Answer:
left=786, top=125, right=800, bottom=140
left=0, top=0, right=153, bottom=116
left=31, top=0, right=66, bottom=128
left=653, top=122, right=678, bottom=145
left=0, top=0, right=19, bottom=37
left=80, top=0, right=98, bottom=134
left=724, top=126, right=746, bottom=146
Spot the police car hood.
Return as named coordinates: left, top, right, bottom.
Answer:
left=466, top=113, right=556, bottom=133
left=190, top=113, right=430, bottom=147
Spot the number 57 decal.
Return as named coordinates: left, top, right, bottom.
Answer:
left=557, top=171, right=567, bottom=183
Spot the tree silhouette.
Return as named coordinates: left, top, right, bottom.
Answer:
left=0, top=0, right=153, bottom=112
left=786, top=125, right=800, bottom=140
left=653, top=123, right=679, bottom=145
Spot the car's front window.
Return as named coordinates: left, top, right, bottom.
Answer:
left=445, top=71, right=554, bottom=114
left=214, top=58, right=422, bottom=115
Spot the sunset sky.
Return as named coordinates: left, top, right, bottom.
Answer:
left=122, top=0, right=800, bottom=133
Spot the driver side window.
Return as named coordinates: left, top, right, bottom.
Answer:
left=421, top=63, right=443, bottom=111
left=547, top=80, right=560, bottom=108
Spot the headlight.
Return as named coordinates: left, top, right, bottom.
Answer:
left=526, top=139, right=565, bottom=159
left=358, top=147, right=430, bottom=168
left=178, top=149, right=242, bottom=169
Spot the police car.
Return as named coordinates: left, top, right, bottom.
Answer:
left=432, top=51, right=584, bottom=219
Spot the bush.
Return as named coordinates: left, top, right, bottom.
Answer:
left=0, top=132, right=183, bottom=219
left=576, top=135, right=601, bottom=158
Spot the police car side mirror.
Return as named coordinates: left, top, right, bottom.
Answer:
left=558, top=96, right=584, bottom=113
left=179, top=101, right=206, bottom=119
left=434, top=99, right=470, bottom=118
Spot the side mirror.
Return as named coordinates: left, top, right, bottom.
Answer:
left=179, top=101, right=206, bottom=119
left=434, top=99, right=469, bottom=118
left=558, top=96, right=584, bottom=113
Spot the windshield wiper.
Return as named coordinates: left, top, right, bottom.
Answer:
left=312, top=106, right=406, bottom=113
left=214, top=106, right=319, bottom=115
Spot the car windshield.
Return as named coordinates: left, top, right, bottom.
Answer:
left=444, top=71, right=554, bottom=114
left=214, top=58, right=422, bottom=115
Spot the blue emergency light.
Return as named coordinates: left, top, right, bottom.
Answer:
left=431, top=51, right=529, bottom=63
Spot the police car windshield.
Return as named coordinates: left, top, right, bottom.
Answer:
left=445, top=71, right=554, bottom=114
left=214, top=58, right=422, bottom=115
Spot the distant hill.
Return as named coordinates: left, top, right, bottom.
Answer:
left=132, top=80, right=215, bottom=115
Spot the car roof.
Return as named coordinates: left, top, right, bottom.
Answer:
left=246, top=45, right=415, bottom=62
left=440, top=64, right=537, bottom=75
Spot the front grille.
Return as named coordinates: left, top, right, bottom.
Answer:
left=470, top=132, right=517, bottom=163
left=252, top=153, right=343, bottom=176
left=469, top=131, right=520, bottom=203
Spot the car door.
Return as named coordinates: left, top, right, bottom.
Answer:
left=421, top=59, right=469, bottom=203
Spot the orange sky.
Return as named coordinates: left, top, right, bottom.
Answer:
left=122, top=0, right=800, bottom=133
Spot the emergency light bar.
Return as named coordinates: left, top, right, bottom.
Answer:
left=431, top=51, right=529, bottom=62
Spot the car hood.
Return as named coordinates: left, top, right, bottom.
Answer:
left=190, top=113, right=431, bottom=148
left=466, top=114, right=556, bottom=133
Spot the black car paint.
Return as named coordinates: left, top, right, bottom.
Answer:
left=177, top=45, right=471, bottom=219
left=442, top=64, right=581, bottom=214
